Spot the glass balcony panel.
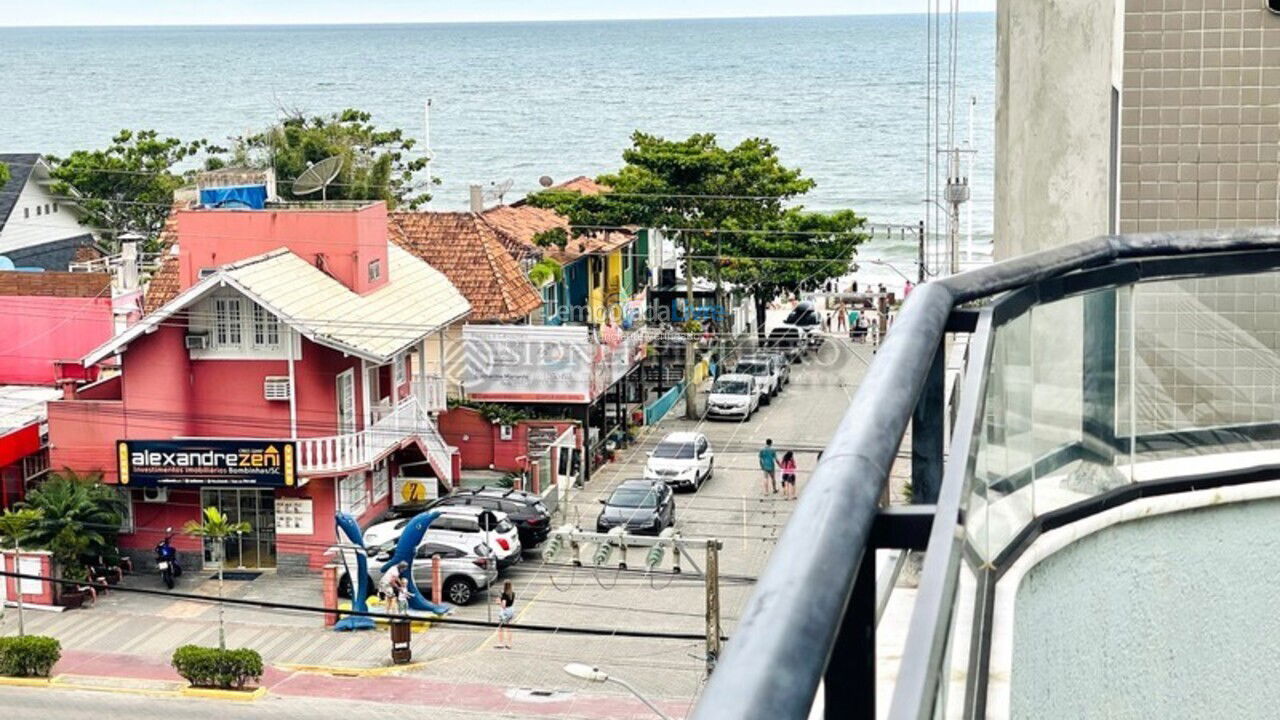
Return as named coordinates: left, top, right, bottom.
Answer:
left=1119, top=272, right=1280, bottom=475
left=972, top=312, right=1035, bottom=561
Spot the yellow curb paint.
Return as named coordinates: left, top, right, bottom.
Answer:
left=49, top=675, right=181, bottom=699
left=179, top=685, right=267, bottom=702
left=0, top=676, right=51, bottom=687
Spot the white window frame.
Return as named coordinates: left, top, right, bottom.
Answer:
left=338, top=472, right=369, bottom=517
left=394, top=354, right=406, bottom=386
left=368, top=258, right=381, bottom=282
left=542, top=284, right=559, bottom=322
left=214, top=297, right=243, bottom=347
left=252, top=304, right=281, bottom=349
left=371, top=463, right=390, bottom=503
left=190, top=292, right=298, bottom=360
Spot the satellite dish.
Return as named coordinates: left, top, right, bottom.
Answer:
left=292, top=156, right=344, bottom=201
left=538, top=175, right=554, bottom=188
left=484, top=178, right=515, bottom=204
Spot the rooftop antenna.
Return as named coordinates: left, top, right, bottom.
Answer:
left=485, top=178, right=515, bottom=205
left=292, top=156, right=343, bottom=202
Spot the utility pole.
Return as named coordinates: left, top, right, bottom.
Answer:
left=944, top=148, right=970, bottom=275
left=916, top=220, right=926, bottom=284
left=683, top=232, right=699, bottom=420
left=705, top=540, right=722, bottom=675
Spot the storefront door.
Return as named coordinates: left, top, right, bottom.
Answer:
left=199, top=488, right=277, bottom=569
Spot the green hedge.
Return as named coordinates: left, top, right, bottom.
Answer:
left=171, top=645, right=263, bottom=690
left=0, top=636, right=61, bottom=677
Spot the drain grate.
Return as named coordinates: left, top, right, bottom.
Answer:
left=507, top=687, right=574, bottom=703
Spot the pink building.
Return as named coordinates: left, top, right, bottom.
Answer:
left=0, top=271, right=114, bottom=508
left=48, top=201, right=470, bottom=573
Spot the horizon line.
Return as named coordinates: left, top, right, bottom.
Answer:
left=0, top=10, right=996, bottom=30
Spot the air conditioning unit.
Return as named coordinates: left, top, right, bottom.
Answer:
left=142, top=487, right=169, bottom=503
left=264, top=376, right=292, bottom=401
left=185, top=333, right=209, bottom=350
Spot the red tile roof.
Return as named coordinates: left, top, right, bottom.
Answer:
left=143, top=210, right=181, bottom=313
left=389, top=212, right=543, bottom=323
left=482, top=204, right=632, bottom=265
left=0, top=271, right=111, bottom=297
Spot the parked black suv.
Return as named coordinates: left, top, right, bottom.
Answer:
left=426, top=487, right=553, bottom=548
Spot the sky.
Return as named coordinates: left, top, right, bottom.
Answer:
left=0, top=0, right=995, bottom=27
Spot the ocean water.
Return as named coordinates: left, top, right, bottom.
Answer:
left=0, top=14, right=995, bottom=283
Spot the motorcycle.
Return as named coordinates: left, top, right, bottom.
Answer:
left=155, top=527, right=182, bottom=589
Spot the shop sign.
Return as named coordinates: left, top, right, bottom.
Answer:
left=393, top=476, right=438, bottom=505
left=275, top=498, right=313, bottom=535
left=117, top=440, right=296, bottom=487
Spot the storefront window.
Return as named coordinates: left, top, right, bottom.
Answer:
left=339, top=473, right=368, bottom=517
left=117, top=487, right=134, bottom=533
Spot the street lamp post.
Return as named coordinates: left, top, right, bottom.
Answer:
left=563, top=663, right=671, bottom=720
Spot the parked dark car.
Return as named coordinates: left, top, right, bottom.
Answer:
left=427, top=487, right=553, bottom=548
left=765, top=327, right=805, bottom=362
left=596, top=479, right=675, bottom=535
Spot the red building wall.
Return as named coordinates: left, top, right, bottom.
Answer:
left=438, top=407, right=575, bottom=473
left=176, top=204, right=389, bottom=297
left=0, top=295, right=114, bottom=385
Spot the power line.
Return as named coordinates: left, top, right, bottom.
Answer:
left=0, top=567, right=728, bottom=641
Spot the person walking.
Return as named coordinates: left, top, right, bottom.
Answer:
left=495, top=580, right=516, bottom=649
left=759, top=439, right=779, bottom=495
left=779, top=450, right=798, bottom=500
left=380, top=561, right=409, bottom=615
left=836, top=302, right=848, bottom=332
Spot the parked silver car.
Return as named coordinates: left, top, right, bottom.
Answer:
left=340, top=537, right=498, bottom=606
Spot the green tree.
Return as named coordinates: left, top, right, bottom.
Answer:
left=47, top=130, right=212, bottom=250
left=529, top=131, right=867, bottom=335
left=218, top=108, right=434, bottom=208
left=0, top=508, right=43, bottom=636
left=184, top=507, right=251, bottom=650
left=0, top=162, right=10, bottom=185
left=21, top=470, right=124, bottom=570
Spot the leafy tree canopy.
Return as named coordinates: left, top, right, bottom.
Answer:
left=528, top=132, right=867, bottom=324
left=19, top=470, right=124, bottom=571
left=0, top=162, right=10, bottom=185
left=47, top=130, right=212, bottom=250
left=214, top=108, right=435, bottom=209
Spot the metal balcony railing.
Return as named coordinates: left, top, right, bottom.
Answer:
left=691, top=227, right=1280, bottom=720
left=297, top=395, right=453, bottom=484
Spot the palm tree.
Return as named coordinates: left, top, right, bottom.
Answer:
left=184, top=507, right=251, bottom=650
left=22, top=470, right=124, bottom=566
left=0, top=508, right=43, bottom=636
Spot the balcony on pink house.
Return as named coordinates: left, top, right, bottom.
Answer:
left=47, top=200, right=472, bottom=573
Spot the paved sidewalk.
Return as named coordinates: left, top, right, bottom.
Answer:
left=0, top=647, right=692, bottom=719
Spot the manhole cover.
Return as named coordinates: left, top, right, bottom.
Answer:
left=507, top=687, right=575, bottom=703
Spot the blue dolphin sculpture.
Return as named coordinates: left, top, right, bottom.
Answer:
left=380, top=510, right=452, bottom=615
left=333, top=512, right=376, bottom=631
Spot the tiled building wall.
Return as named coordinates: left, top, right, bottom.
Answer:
left=1120, top=0, right=1280, bottom=232
left=1118, top=0, right=1280, bottom=433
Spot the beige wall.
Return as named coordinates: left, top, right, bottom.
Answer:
left=995, top=0, right=1120, bottom=259
left=1119, top=0, right=1280, bottom=233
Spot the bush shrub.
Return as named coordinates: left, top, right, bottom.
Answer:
left=171, top=645, right=263, bottom=689
left=0, top=635, right=62, bottom=677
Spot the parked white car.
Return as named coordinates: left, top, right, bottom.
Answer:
left=363, top=505, right=523, bottom=568
left=644, top=431, right=714, bottom=490
left=734, top=357, right=780, bottom=404
left=340, top=536, right=499, bottom=605
left=706, top=373, right=760, bottom=420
